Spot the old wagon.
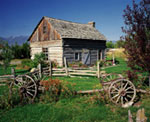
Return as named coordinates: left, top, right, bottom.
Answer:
left=0, top=62, right=143, bottom=107
left=100, top=73, right=137, bottom=106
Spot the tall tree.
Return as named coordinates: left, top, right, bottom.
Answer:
left=106, top=41, right=115, bottom=48
left=115, top=40, right=125, bottom=48
left=122, top=0, right=150, bottom=82
left=1, top=42, right=13, bottom=71
left=21, top=42, right=30, bottom=59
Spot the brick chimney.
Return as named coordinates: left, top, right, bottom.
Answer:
left=88, top=21, right=95, bottom=28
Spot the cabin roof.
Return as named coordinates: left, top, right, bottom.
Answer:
left=28, top=16, right=107, bottom=41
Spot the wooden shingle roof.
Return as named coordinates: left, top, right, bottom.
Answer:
left=45, top=17, right=106, bottom=40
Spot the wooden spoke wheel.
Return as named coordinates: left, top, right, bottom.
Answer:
left=109, top=79, right=136, bottom=106
left=30, top=71, right=41, bottom=82
left=101, top=73, right=123, bottom=85
left=13, top=75, right=37, bottom=102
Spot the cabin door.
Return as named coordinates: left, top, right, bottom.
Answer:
left=82, top=49, right=91, bottom=65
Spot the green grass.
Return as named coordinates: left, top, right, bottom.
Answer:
left=0, top=85, right=9, bottom=96
left=0, top=97, right=127, bottom=122
left=1, top=58, right=150, bottom=122
left=54, top=77, right=101, bottom=91
left=104, top=58, right=130, bottom=74
left=0, top=65, right=29, bottom=76
left=1, top=95, right=150, bottom=122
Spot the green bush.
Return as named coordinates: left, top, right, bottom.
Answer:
left=51, top=60, right=58, bottom=68
left=0, top=85, right=20, bottom=109
left=21, top=59, right=34, bottom=69
left=32, top=53, right=46, bottom=68
left=17, top=53, right=47, bottom=69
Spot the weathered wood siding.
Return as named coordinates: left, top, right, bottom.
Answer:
left=63, top=39, right=106, bottom=65
left=29, top=18, right=63, bottom=66
left=30, top=40, right=63, bottom=66
left=30, top=18, right=61, bottom=42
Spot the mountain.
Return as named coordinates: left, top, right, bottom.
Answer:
left=0, top=36, right=29, bottom=45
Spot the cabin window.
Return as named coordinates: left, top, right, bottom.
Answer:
left=75, top=52, right=81, bottom=61
left=42, top=48, right=48, bottom=60
left=43, top=26, right=47, bottom=34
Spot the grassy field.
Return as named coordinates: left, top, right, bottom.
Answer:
left=0, top=64, right=29, bottom=76
left=0, top=93, right=150, bottom=122
left=0, top=51, right=150, bottom=122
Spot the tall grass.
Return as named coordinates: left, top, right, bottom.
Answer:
left=106, top=48, right=126, bottom=60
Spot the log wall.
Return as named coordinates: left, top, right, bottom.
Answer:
left=63, top=38, right=106, bottom=65
left=30, top=40, right=63, bottom=66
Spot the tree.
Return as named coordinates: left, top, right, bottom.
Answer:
left=11, top=42, right=30, bottom=59
left=11, top=42, right=22, bottom=59
left=106, top=41, right=115, bottom=48
left=21, top=42, right=30, bottom=59
left=122, top=0, right=150, bottom=82
left=1, top=42, right=13, bottom=71
left=115, top=40, right=125, bottom=48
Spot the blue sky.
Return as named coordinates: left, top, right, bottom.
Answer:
left=0, top=0, right=136, bottom=40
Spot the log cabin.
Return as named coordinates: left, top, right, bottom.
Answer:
left=28, top=16, right=106, bottom=66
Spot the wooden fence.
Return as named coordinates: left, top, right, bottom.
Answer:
left=0, top=57, right=105, bottom=84
left=128, top=108, right=147, bottom=122
left=40, top=57, right=105, bottom=78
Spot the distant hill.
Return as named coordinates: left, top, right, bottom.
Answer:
left=0, top=36, right=29, bottom=45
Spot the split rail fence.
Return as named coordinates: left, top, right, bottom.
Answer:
left=0, top=57, right=105, bottom=85
left=41, top=57, right=105, bottom=78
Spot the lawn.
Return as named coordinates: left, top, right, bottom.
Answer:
left=104, top=58, right=129, bottom=74
left=0, top=57, right=150, bottom=122
left=0, top=64, right=29, bottom=76
left=54, top=77, right=101, bottom=91
left=0, top=94, right=150, bottom=122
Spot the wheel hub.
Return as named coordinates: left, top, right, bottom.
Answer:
left=20, top=87, right=27, bottom=94
left=119, top=89, right=126, bottom=96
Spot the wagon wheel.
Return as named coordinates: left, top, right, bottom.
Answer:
left=30, top=71, right=41, bottom=82
left=13, top=75, right=37, bottom=102
left=100, top=73, right=123, bottom=85
left=109, top=79, right=136, bottom=106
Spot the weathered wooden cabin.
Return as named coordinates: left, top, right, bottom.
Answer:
left=28, top=16, right=106, bottom=66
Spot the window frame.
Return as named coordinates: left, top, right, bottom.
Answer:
left=74, top=52, right=81, bottom=61
left=42, top=48, right=49, bottom=61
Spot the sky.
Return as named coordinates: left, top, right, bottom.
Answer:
left=0, top=0, right=138, bottom=41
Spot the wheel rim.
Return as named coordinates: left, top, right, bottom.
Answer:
left=14, top=75, right=37, bottom=102
left=102, top=73, right=123, bottom=83
left=109, top=79, right=136, bottom=105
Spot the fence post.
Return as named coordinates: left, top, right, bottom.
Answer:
left=11, top=68, right=15, bottom=79
left=128, top=110, right=133, bottom=122
left=136, top=108, right=147, bottom=122
left=49, top=60, right=52, bottom=77
left=9, top=68, right=15, bottom=103
left=38, top=64, right=42, bottom=78
left=97, top=61, right=100, bottom=78
left=64, top=57, right=69, bottom=76
left=112, top=51, right=115, bottom=65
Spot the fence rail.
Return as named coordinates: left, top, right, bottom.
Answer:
left=0, top=57, right=105, bottom=83
left=41, top=58, right=105, bottom=78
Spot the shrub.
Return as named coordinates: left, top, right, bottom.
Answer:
left=51, top=60, right=58, bottom=68
left=16, top=59, right=33, bottom=70
left=21, top=59, right=33, bottom=67
left=32, top=53, right=46, bottom=68
left=0, top=85, right=20, bottom=109
left=88, top=91, right=110, bottom=105
left=39, top=79, right=75, bottom=103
